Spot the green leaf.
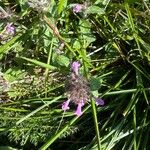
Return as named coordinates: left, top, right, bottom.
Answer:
left=79, top=20, right=96, bottom=48
left=73, top=40, right=81, bottom=50
left=0, top=34, right=21, bottom=54
left=85, top=5, right=105, bottom=14
left=90, top=77, right=101, bottom=91
left=56, top=55, right=70, bottom=67
left=4, top=68, right=25, bottom=82
left=20, top=57, right=56, bottom=70
left=0, top=146, right=17, bottom=150
left=58, top=0, right=68, bottom=15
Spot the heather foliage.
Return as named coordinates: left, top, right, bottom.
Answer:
left=0, top=0, right=150, bottom=149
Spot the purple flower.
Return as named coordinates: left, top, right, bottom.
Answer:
left=95, top=98, right=104, bottom=106
left=5, top=23, right=15, bottom=35
left=0, top=23, right=15, bottom=41
left=62, top=99, right=70, bottom=111
left=71, top=61, right=80, bottom=75
left=74, top=101, right=84, bottom=116
left=73, top=4, right=83, bottom=13
left=62, top=61, right=105, bottom=117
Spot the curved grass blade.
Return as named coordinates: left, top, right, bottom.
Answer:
left=20, top=56, right=57, bottom=70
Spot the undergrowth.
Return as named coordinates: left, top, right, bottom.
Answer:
left=0, top=0, right=150, bottom=150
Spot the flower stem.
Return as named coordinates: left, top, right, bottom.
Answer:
left=43, top=15, right=76, bottom=56
left=91, top=97, right=101, bottom=150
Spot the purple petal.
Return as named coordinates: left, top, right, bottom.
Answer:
left=6, top=23, right=15, bottom=35
left=62, top=99, right=70, bottom=111
left=80, top=100, right=85, bottom=106
left=74, top=101, right=84, bottom=117
left=73, top=4, right=83, bottom=13
left=71, top=61, right=80, bottom=75
left=95, top=98, right=104, bottom=106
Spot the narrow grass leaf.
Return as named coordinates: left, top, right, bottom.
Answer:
left=20, top=57, right=57, bottom=70
left=57, top=0, right=67, bottom=15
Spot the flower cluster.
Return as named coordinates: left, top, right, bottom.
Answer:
left=0, top=23, right=15, bottom=41
left=5, top=23, right=15, bottom=34
left=72, top=2, right=89, bottom=14
left=73, top=4, right=84, bottom=13
left=62, top=61, right=104, bottom=117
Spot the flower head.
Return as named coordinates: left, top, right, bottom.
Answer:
left=71, top=61, right=80, bottom=75
left=62, top=99, right=70, bottom=111
left=95, top=98, right=104, bottom=106
left=73, top=4, right=83, bottom=13
left=62, top=61, right=104, bottom=117
left=75, top=100, right=84, bottom=116
left=65, top=73, right=90, bottom=116
left=0, top=23, right=15, bottom=41
left=5, top=23, right=15, bottom=35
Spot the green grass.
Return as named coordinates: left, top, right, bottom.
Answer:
left=0, top=0, right=150, bottom=149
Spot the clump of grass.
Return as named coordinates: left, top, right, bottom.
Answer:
left=0, top=0, right=150, bottom=150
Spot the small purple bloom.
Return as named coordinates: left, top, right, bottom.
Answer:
left=95, top=98, right=104, bottom=106
left=75, top=100, right=84, bottom=117
left=62, top=99, right=70, bottom=111
left=71, top=61, right=80, bottom=75
left=0, top=23, right=15, bottom=40
left=6, top=23, right=15, bottom=35
left=73, top=4, right=83, bottom=13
